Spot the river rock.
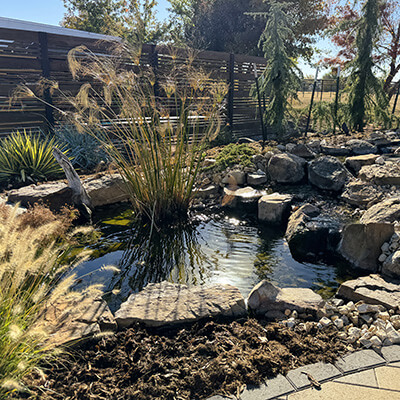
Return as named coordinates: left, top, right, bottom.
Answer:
left=195, top=185, right=219, bottom=199
left=346, top=139, right=378, bottom=155
left=8, top=182, right=73, bottom=210
left=247, top=172, right=268, bottom=186
left=345, top=154, right=379, bottom=175
left=341, top=180, right=383, bottom=207
left=382, top=250, right=400, bottom=278
left=359, top=162, right=400, bottom=186
left=115, top=281, right=246, bottom=328
left=286, top=143, right=316, bottom=159
left=267, top=153, right=306, bottom=183
left=258, top=193, right=292, bottom=224
left=247, top=280, right=324, bottom=315
left=83, top=173, right=130, bottom=207
left=360, top=197, right=400, bottom=224
left=222, top=186, right=265, bottom=208
left=337, top=274, right=400, bottom=310
left=308, top=156, right=349, bottom=191
left=286, top=204, right=341, bottom=262
left=221, top=170, right=246, bottom=186
left=37, top=293, right=116, bottom=348
left=320, top=144, right=351, bottom=156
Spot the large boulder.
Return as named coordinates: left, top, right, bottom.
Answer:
left=346, top=139, right=378, bottom=155
left=286, top=204, right=341, bottom=262
left=115, top=281, right=246, bottom=328
left=339, top=199, right=400, bottom=272
left=247, top=280, right=324, bottom=315
left=8, top=182, right=73, bottom=210
left=345, top=154, right=379, bottom=175
left=360, top=197, right=400, bottom=224
left=308, top=156, right=349, bottom=191
left=267, top=153, right=306, bottom=183
left=7, top=173, right=130, bottom=210
left=222, top=186, right=265, bottom=208
left=341, top=180, right=384, bottom=208
left=337, top=274, right=400, bottom=310
left=84, top=173, right=130, bottom=207
left=339, top=223, right=395, bottom=271
left=258, top=193, right=292, bottom=224
left=359, top=162, right=400, bottom=186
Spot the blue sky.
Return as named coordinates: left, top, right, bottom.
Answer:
left=2, top=0, right=171, bottom=25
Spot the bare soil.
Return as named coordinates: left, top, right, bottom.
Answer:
left=25, top=317, right=350, bottom=400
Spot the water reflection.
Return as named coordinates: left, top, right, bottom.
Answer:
left=73, top=206, right=358, bottom=311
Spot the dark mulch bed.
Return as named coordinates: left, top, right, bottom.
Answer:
left=26, top=318, right=350, bottom=400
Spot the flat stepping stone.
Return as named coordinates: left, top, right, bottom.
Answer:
left=240, top=374, right=295, bottom=400
left=286, top=362, right=341, bottom=390
left=380, top=345, right=400, bottom=363
left=335, top=349, right=385, bottom=373
left=115, top=281, right=246, bottom=328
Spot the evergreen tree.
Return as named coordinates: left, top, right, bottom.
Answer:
left=256, top=1, right=302, bottom=135
left=348, top=0, right=387, bottom=131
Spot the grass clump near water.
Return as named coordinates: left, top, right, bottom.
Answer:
left=48, top=44, right=229, bottom=224
left=0, top=130, right=66, bottom=186
left=0, top=204, right=100, bottom=399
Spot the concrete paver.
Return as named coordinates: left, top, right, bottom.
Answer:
left=287, top=381, right=400, bottom=400
left=240, top=375, right=295, bottom=400
left=286, top=362, right=341, bottom=390
left=380, top=344, right=400, bottom=363
left=375, top=365, right=400, bottom=391
left=333, top=368, right=378, bottom=388
left=335, top=349, right=385, bottom=373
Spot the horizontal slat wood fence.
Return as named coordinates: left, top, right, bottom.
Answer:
left=0, top=26, right=273, bottom=140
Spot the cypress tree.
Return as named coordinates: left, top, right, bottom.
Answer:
left=348, top=0, right=386, bottom=131
left=257, top=1, right=302, bottom=136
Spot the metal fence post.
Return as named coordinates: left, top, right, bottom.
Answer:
left=227, top=53, right=235, bottom=134
left=38, top=32, right=54, bottom=132
left=305, top=67, right=318, bottom=136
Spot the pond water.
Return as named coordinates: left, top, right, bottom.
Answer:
left=72, top=204, right=357, bottom=312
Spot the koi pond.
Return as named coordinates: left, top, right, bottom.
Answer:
left=72, top=204, right=357, bottom=312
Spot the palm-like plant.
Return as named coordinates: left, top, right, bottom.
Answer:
left=0, top=131, right=65, bottom=185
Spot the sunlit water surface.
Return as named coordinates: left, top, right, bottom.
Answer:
left=71, top=205, right=356, bottom=311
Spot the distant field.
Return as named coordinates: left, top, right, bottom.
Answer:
left=291, top=91, right=400, bottom=117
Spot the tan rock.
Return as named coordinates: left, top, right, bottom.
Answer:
left=115, top=281, right=246, bottom=328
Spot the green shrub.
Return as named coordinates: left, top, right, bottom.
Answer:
left=0, top=131, right=65, bottom=185
left=210, top=143, right=257, bottom=171
left=55, top=125, right=109, bottom=171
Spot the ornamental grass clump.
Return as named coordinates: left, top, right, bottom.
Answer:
left=63, top=44, right=228, bottom=223
left=0, top=130, right=65, bottom=186
left=0, top=205, right=100, bottom=399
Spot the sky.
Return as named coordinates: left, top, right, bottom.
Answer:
left=1, top=0, right=326, bottom=76
left=1, top=0, right=171, bottom=25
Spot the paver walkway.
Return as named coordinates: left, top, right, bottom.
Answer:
left=208, top=345, right=400, bottom=400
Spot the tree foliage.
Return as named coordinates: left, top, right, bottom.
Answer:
left=347, top=0, right=388, bottom=131
left=168, top=0, right=328, bottom=58
left=255, top=1, right=302, bottom=134
left=62, top=0, right=168, bottom=44
left=325, top=0, right=400, bottom=99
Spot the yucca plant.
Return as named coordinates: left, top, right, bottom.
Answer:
left=0, top=131, right=65, bottom=185
left=61, top=44, right=228, bottom=224
left=0, top=204, right=103, bottom=399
